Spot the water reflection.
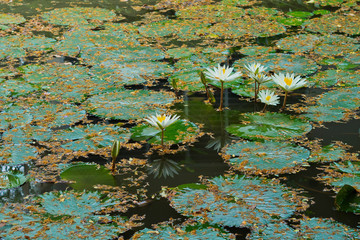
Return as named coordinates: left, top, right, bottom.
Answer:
left=147, top=157, right=181, bottom=179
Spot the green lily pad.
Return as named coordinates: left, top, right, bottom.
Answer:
left=0, top=191, right=132, bottom=239
left=300, top=217, right=359, bottom=239
left=0, top=35, right=55, bottom=59
left=345, top=51, right=360, bottom=64
left=305, top=13, right=360, bottom=35
left=0, top=13, right=26, bottom=24
left=2, top=126, right=52, bottom=144
left=335, top=184, right=360, bottom=214
left=131, top=120, right=200, bottom=145
left=220, top=0, right=256, bottom=6
left=308, top=144, right=346, bottom=162
left=84, top=89, right=176, bottom=120
left=313, top=35, right=359, bottom=57
left=169, top=175, right=301, bottom=228
left=308, top=69, right=360, bottom=87
left=0, top=105, right=32, bottom=129
left=276, top=34, right=320, bottom=53
left=234, top=53, right=318, bottom=76
left=0, top=170, right=27, bottom=189
left=249, top=222, right=299, bottom=239
left=176, top=5, right=245, bottom=22
left=313, top=9, right=331, bottom=15
left=91, top=60, right=173, bottom=86
left=0, top=79, right=37, bottom=97
left=139, top=19, right=209, bottom=40
left=317, top=87, right=360, bottom=110
left=226, top=112, right=312, bottom=141
left=42, top=7, right=117, bottom=26
left=168, top=70, right=204, bottom=92
left=133, top=223, right=235, bottom=239
left=81, top=46, right=165, bottom=65
left=30, top=102, right=86, bottom=128
left=0, top=144, right=38, bottom=166
left=302, top=105, right=346, bottom=122
left=318, top=58, right=358, bottom=70
left=275, top=17, right=305, bottom=26
left=54, top=124, right=130, bottom=152
left=60, top=163, right=115, bottom=191
left=239, top=46, right=275, bottom=56
left=287, top=11, right=313, bottom=18
left=55, top=27, right=139, bottom=56
left=223, top=141, right=310, bottom=174
left=166, top=47, right=196, bottom=59
left=246, top=7, right=278, bottom=16
left=249, top=218, right=360, bottom=239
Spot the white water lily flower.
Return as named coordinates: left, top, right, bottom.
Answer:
left=258, top=89, right=280, bottom=106
left=244, top=62, right=268, bottom=75
left=204, top=64, right=242, bottom=82
left=144, top=113, right=179, bottom=130
left=272, top=72, right=307, bottom=92
left=249, top=72, right=272, bottom=84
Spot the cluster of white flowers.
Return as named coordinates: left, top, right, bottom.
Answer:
left=203, top=62, right=307, bottom=110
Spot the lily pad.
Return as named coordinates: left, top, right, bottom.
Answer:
left=302, top=105, right=346, bottom=122
left=308, top=144, right=346, bottom=162
left=0, top=105, right=32, bottom=129
left=60, top=163, right=115, bottom=191
left=0, top=170, right=27, bottom=189
left=0, top=79, right=37, bottom=97
left=234, top=53, right=318, bottom=76
left=131, top=120, right=200, bottom=145
left=55, top=27, right=140, bottom=56
left=84, top=89, right=176, bottom=120
left=276, top=34, right=320, bottom=53
left=54, top=124, right=130, bottom=152
left=31, top=102, right=86, bottom=128
left=223, top=141, right=310, bottom=174
left=276, top=17, right=305, bottom=26
left=132, top=223, right=235, bottom=239
left=91, top=60, right=173, bottom=86
left=0, top=35, right=55, bottom=59
left=317, top=87, right=360, bottom=110
left=0, top=13, right=26, bottom=24
left=0, top=144, right=38, bottom=166
left=169, top=175, right=301, bottom=228
left=220, top=0, right=256, bottom=6
left=313, top=35, right=359, bottom=57
left=0, top=191, right=133, bottom=239
left=42, top=7, right=117, bottom=26
left=2, top=126, right=52, bottom=144
left=81, top=46, right=165, bottom=65
left=239, top=46, right=275, bottom=56
left=335, top=184, right=360, bottom=214
left=305, top=13, right=360, bottom=35
left=176, top=5, right=245, bottom=22
left=345, top=51, right=360, bottom=64
left=249, top=217, right=360, bottom=239
left=226, top=112, right=312, bottom=141
left=287, top=11, right=313, bottom=18
left=300, top=217, right=359, bottom=239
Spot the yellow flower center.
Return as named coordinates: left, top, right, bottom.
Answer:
left=157, top=115, right=166, bottom=123
left=284, top=77, right=293, bottom=86
left=265, top=95, right=271, bottom=101
left=222, top=68, right=226, bottom=75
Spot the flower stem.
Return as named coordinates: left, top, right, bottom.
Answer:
left=254, top=81, right=257, bottom=102
left=111, top=156, right=116, bottom=173
left=219, top=81, right=224, bottom=111
left=262, top=104, right=267, bottom=113
left=161, top=129, right=164, bottom=146
left=281, top=91, right=288, bottom=110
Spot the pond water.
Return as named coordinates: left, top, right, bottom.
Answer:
left=0, top=0, right=359, bottom=239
